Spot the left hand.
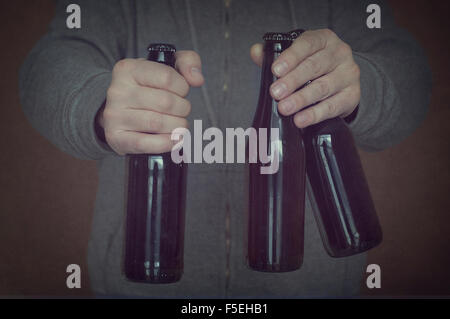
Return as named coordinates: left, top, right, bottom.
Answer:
left=250, top=29, right=361, bottom=128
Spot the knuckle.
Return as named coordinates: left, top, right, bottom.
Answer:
left=311, top=30, right=328, bottom=49
left=159, top=92, right=174, bottom=112
left=350, top=63, right=361, bottom=79
left=179, top=118, right=189, bottom=129
left=159, top=68, right=174, bottom=88
left=338, top=43, right=352, bottom=57
left=321, top=29, right=339, bottom=48
left=292, top=92, right=306, bottom=108
left=106, top=86, right=121, bottom=101
left=106, top=131, right=124, bottom=154
left=348, top=85, right=361, bottom=103
left=315, top=80, right=330, bottom=98
left=288, top=70, right=302, bottom=88
left=304, top=57, right=321, bottom=76
left=355, top=85, right=361, bottom=100
left=303, top=35, right=316, bottom=51
left=322, top=28, right=336, bottom=39
left=308, top=109, right=317, bottom=125
left=106, top=87, right=117, bottom=101
left=147, top=112, right=163, bottom=132
left=101, top=107, right=117, bottom=124
left=179, top=80, right=190, bottom=97
left=104, top=129, right=115, bottom=144
left=104, top=131, right=125, bottom=155
left=113, top=59, right=135, bottom=73
left=324, top=100, right=337, bottom=116
left=182, top=99, right=192, bottom=117
left=133, top=137, right=147, bottom=154
left=283, top=49, right=297, bottom=65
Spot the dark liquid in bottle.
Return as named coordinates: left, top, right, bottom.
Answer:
left=304, top=118, right=382, bottom=257
left=247, top=33, right=306, bottom=272
left=124, top=44, right=187, bottom=283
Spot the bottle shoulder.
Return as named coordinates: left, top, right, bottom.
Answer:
left=304, top=117, right=350, bottom=137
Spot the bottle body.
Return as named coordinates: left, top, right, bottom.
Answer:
left=304, top=117, right=382, bottom=257
left=247, top=35, right=306, bottom=272
left=124, top=44, right=187, bottom=283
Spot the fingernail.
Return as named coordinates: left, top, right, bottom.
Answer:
left=295, top=113, right=310, bottom=127
left=279, top=100, right=294, bottom=114
left=271, top=83, right=287, bottom=100
left=273, top=61, right=288, bottom=77
left=191, top=67, right=202, bottom=76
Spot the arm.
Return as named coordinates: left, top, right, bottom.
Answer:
left=250, top=1, right=431, bottom=152
left=20, top=0, right=203, bottom=159
left=19, top=0, right=128, bottom=160
left=331, top=0, right=432, bottom=151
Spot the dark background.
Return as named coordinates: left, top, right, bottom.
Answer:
left=0, top=0, right=449, bottom=297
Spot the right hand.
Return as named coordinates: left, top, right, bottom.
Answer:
left=99, top=51, right=204, bottom=155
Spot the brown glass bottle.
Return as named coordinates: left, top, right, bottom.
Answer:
left=247, top=33, right=306, bottom=272
left=304, top=117, right=382, bottom=257
left=124, top=44, right=187, bottom=283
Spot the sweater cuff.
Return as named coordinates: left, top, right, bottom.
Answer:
left=347, top=52, right=385, bottom=148
left=68, top=71, right=114, bottom=160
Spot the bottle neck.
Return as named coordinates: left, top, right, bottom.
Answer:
left=257, top=40, right=292, bottom=116
left=261, top=40, right=292, bottom=84
left=147, top=51, right=176, bottom=67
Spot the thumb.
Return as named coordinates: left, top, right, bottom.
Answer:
left=250, top=43, right=263, bottom=67
left=175, top=50, right=204, bottom=87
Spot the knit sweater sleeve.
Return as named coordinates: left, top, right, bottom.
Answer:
left=330, top=0, right=432, bottom=151
left=19, top=0, right=132, bottom=160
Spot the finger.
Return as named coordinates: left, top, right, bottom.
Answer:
left=293, top=86, right=360, bottom=128
left=131, top=87, right=191, bottom=117
left=132, top=59, right=190, bottom=97
left=250, top=43, right=263, bottom=67
left=270, top=48, right=336, bottom=100
left=175, top=50, right=204, bottom=87
left=278, top=64, right=353, bottom=116
left=114, top=131, right=175, bottom=155
left=272, top=29, right=331, bottom=77
left=118, top=109, right=189, bottom=134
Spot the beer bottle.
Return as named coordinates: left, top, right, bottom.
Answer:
left=124, top=44, right=187, bottom=283
left=304, top=117, right=383, bottom=257
left=288, top=28, right=383, bottom=258
left=247, top=32, right=306, bottom=272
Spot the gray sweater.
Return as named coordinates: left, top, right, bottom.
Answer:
left=19, top=0, right=431, bottom=298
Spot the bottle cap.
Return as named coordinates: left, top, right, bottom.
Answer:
left=263, top=32, right=292, bottom=41
left=147, top=43, right=177, bottom=53
left=288, top=29, right=306, bottom=40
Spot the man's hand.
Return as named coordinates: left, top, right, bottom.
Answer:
left=250, top=29, right=361, bottom=128
left=98, top=51, right=204, bottom=155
